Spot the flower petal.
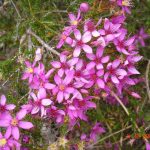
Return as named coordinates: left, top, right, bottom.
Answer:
left=82, top=31, right=92, bottom=43
left=82, top=44, right=93, bottom=54
left=12, top=127, right=20, bottom=140
left=37, top=88, right=46, bottom=99
left=73, top=47, right=81, bottom=57
left=6, top=104, right=16, bottom=111
left=111, top=75, right=119, bottom=84
left=51, top=61, right=61, bottom=68
left=41, top=99, right=52, bottom=106
left=97, top=79, right=105, bottom=88
left=16, top=109, right=27, bottom=120
left=74, top=29, right=81, bottom=40
left=44, top=83, right=56, bottom=89
left=19, top=121, right=33, bottom=129
left=0, top=95, right=6, bottom=105
left=57, top=91, right=64, bottom=103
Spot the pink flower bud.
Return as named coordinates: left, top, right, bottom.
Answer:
left=80, top=3, right=90, bottom=13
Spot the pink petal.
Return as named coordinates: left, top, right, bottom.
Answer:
left=66, top=37, right=73, bottom=45
left=66, top=87, right=74, bottom=93
left=64, top=70, right=74, bottom=85
left=111, top=75, right=119, bottom=84
left=86, top=101, right=96, bottom=108
left=101, top=56, right=110, bottom=63
left=112, top=59, right=120, bottom=68
left=82, top=44, right=92, bottom=54
left=60, top=54, right=67, bottom=63
left=5, top=126, right=11, bottom=139
left=69, top=13, right=76, bottom=21
left=12, top=127, right=20, bottom=140
left=105, top=34, right=114, bottom=42
left=128, top=66, right=140, bottom=74
left=41, top=99, right=52, bottom=106
left=86, top=53, right=96, bottom=60
left=54, top=74, right=62, bottom=85
left=58, top=68, right=64, bottom=77
left=73, top=47, right=81, bottom=57
left=16, top=109, right=27, bottom=120
left=131, top=92, right=141, bottom=99
left=116, top=69, right=127, bottom=76
left=6, top=104, right=16, bottom=110
left=125, top=37, right=135, bottom=46
left=51, top=61, right=61, bottom=68
left=30, top=92, right=37, bottom=101
left=31, top=106, right=39, bottom=114
left=0, top=120, right=9, bottom=127
left=37, top=88, right=46, bottom=99
left=104, top=19, right=110, bottom=30
left=0, top=95, right=6, bottom=105
left=97, top=79, right=105, bottom=88
left=96, top=64, right=104, bottom=70
left=86, top=62, right=96, bottom=70
left=96, top=47, right=104, bottom=58
left=68, top=57, right=79, bottom=66
left=74, top=29, right=81, bottom=40
left=92, top=30, right=100, bottom=37
left=57, top=91, right=64, bottom=103
left=44, top=83, right=56, bottom=89
left=82, top=31, right=92, bottom=43
left=19, top=121, right=33, bottom=129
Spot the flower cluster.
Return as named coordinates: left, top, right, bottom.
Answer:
left=0, top=1, right=149, bottom=149
left=20, top=1, right=148, bottom=149
left=0, top=95, right=33, bottom=149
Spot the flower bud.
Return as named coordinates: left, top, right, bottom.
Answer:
left=80, top=3, right=90, bottom=13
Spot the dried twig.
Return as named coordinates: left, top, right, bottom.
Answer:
left=26, top=29, right=60, bottom=56
left=111, top=91, right=129, bottom=115
left=10, top=0, right=21, bottom=18
left=145, top=60, right=150, bottom=102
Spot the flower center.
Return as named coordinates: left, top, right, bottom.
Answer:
left=11, top=118, right=18, bottom=126
left=61, top=34, right=67, bottom=40
left=59, top=84, right=65, bottom=91
left=0, top=105, right=6, bottom=112
left=77, top=40, right=83, bottom=47
left=27, top=67, right=33, bottom=73
left=122, top=0, right=132, bottom=6
left=0, top=138, right=7, bottom=147
left=71, top=20, right=78, bottom=25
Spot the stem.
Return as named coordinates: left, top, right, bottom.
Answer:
left=146, top=60, right=150, bottom=102
left=27, top=29, right=60, bottom=56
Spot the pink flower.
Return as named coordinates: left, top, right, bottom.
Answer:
left=52, top=70, right=75, bottom=103
left=86, top=47, right=109, bottom=70
left=136, top=28, right=149, bottom=47
left=84, top=68, right=105, bottom=89
left=0, top=109, right=33, bottom=140
left=51, top=53, right=78, bottom=77
left=22, top=61, right=37, bottom=83
left=30, top=68, right=55, bottom=90
left=72, top=29, right=92, bottom=57
left=90, top=123, right=105, bottom=142
left=30, top=88, right=52, bottom=117
left=99, top=18, right=121, bottom=43
left=80, top=2, right=90, bottom=13
left=69, top=10, right=81, bottom=28
left=0, top=95, right=15, bottom=114
left=56, top=27, right=73, bottom=49
left=47, top=106, right=65, bottom=124
left=114, top=32, right=135, bottom=55
left=84, top=19, right=101, bottom=37
left=124, top=55, right=142, bottom=75
left=0, top=130, right=20, bottom=149
left=104, top=59, right=127, bottom=84
left=117, top=0, right=132, bottom=14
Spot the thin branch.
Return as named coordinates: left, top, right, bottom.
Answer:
left=10, top=0, right=21, bottom=19
left=26, top=29, right=60, bottom=56
left=146, top=60, right=150, bottom=102
left=111, top=91, right=129, bottom=116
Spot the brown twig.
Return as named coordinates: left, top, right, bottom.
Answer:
left=26, top=29, right=60, bottom=56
